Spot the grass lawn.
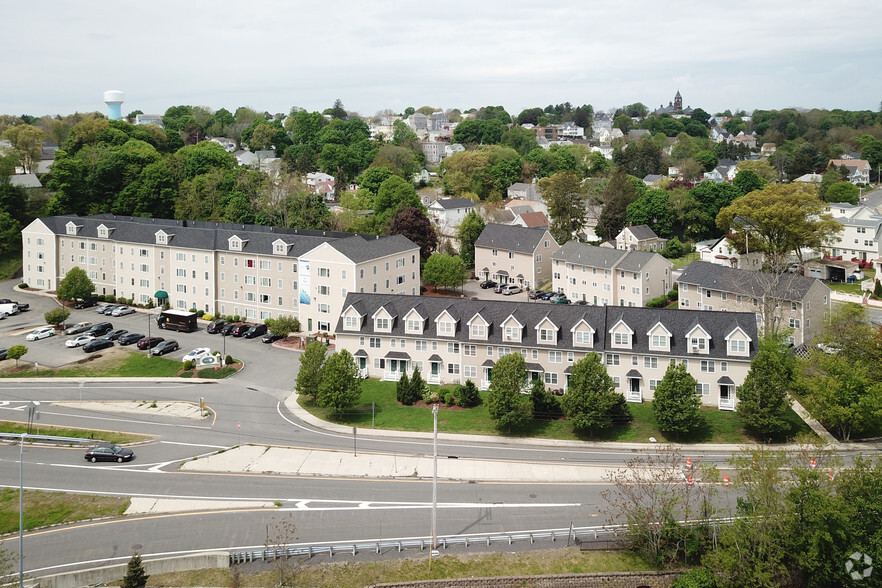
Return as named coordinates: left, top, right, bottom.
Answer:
left=0, top=421, right=146, bottom=444
left=0, top=352, right=183, bottom=378
left=299, top=380, right=812, bottom=444
left=668, top=250, right=701, bottom=270
left=146, top=549, right=653, bottom=588
left=0, top=488, right=129, bottom=534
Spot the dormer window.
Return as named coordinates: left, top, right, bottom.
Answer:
left=729, top=339, right=746, bottom=353
left=471, top=324, right=486, bottom=338
left=614, top=332, right=630, bottom=345
left=690, top=337, right=707, bottom=351
left=407, top=319, right=422, bottom=333
left=97, top=224, right=114, bottom=239
left=375, top=318, right=389, bottom=330
left=65, top=221, right=80, bottom=235
left=504, top=325, right=520, bottom=342
left=273, top=239, right=289, bottom=255
left=539, top=328, right=555, bottom=342
left=438, top=320, right=453, bottom=335
left=228, top=235, right=247, bottom=251
left=344, top=316, right=360, bottom=330
left=155, top=229, right=172, bottom=245
left=651, top=334, right=667, bottom=348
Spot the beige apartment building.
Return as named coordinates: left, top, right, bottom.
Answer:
left=551, top=242, right=673, bottom=306
left=677, top=261, right=832, bottom=347
left=336, top=294, right=758, bottom=410
left=21, top=215, right=419, bottom=333
left=474, top=224, right=559, bottom=289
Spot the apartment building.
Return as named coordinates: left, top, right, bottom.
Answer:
left=615, top=225, right=668, bottom=252
left=474, top=224, right=559, bottom=289
left=677, top=261, right=831, bottom=346
left=551, top=241, right=673, bottom=306
left=336, top=293, right=758, bottom=410
left=21, top=214, right=419, bottom=333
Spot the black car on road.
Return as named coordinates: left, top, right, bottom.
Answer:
left=206, top=320, right=227, bottom=334
left=152, top=339, right=179, bottom=356
left=83, top=338, right=114, bottom=353
left=84, top=443, right=134, bottom=463
left=118, top=332, right=144, bottom=346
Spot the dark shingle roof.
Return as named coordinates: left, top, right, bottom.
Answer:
left=37, top=214, right=417, bottom=261
left=552, top=241, right=625, bottom=268
left=677, top=261, right=821, bottom=301
left=431, top=198, right=475, bottom=210
left=475, top=224, right=551, bottom=254
left=622, top=224, right=660, bottom=241
left=336, top=293, right=757, bottom=360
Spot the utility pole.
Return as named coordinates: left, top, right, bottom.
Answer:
left=431, top=404, right=439, bottom=561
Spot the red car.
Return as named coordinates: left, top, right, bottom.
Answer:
left=136, top=336, right=164, bottom=350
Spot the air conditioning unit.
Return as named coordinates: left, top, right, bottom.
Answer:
left=692, top=344, right=699, bottom=351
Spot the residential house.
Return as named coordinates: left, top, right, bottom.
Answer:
left=761, top=143, right=777, bottom=158
left=21, top=214, right=419, bottom=337
left=134, top=114, right=164, bottom=128
left=551, top=242, right=673, bottom=306
left=731, top=131, right=757, bottom=150
left=421, top=141, right=446, bottom=164
left=8, top=174, right=42, bottom=189
left=593, top=112, right=613, bottom=135
left=475, top=224, right=559, bottom=289
left=643, top=174, right=664, bottom=187
left=677, top=261, right=832, bottom=346
left=507, top=182, right=540, bottom=201
left=828, top=159, right=871, bottom=184
left=335, top=293, right=757, bottom=409
left=824, top=203, right=881, bottom=262
left=794, top=173, right=824, bottom=184
left=615, top=225, right=667, bottom=252
left=445, top=143, right=465, bottom=158
left=697, top=236, right=764, bottom=270
left=428, top=198, right=475, bottom=230
left=513, top=211, right=549, bottom=228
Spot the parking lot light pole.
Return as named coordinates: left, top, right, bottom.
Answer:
left=431, top=404, right=438, bottom=559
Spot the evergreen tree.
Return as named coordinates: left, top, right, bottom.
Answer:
left=652, top=362, right=703, bottom=438
left=456, top=210, right=485, bottom=268
left=455, top=379, right=481, bottom=408
left=121, top=553, right=149, bottom=588
left=737, top=334, right=794, bottom=438
left=408, top=367, right=428, bottom=405
left=396, top=371, right=412, bottom=405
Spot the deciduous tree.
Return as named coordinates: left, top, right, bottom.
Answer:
left=316, top=349, right=362, bottom=415
left=561, top=354, right=629, bottom=434
left=422, top=253, right=467, bottom=290
left=456, top=210, right=485, bottom=268
left=1, top=123, right=45, bottom=173
left=6, top=344, right=27, bottom=366
left=597, top=166, right=639, bottom=240
left=652, top=363, right=702, bottom=438
left=44, top=307, right=70, bottom=327
left=486, top=353, right=532, bottom=431
left=56, top=267, right=95, bottom=302
left=296, top=341, right=326, bottom=401
left=538, top=171, right=586, bottom=245
left=264, top=315, right=299, bottom=338
left=737, top=333, right=794, bottom=438
left=389, top=207, right=437, bottom=261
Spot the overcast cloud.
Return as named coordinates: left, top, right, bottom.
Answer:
left=5, top=0, right=881, bottom=119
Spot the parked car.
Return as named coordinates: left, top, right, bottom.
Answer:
left=0, top=348, right=7, bottom=360
left=102, top=305, right=121, bottom=315
left=243, top=324, right=268, bottom=339
left=65, top=335, right=94, bottom=348
left=152, top=339, right=179, bottom=356
left=554, top=296, right=571, bottom=304
left=529, top=290, right=546, bottom=300
left=231, top=324, right=251, bottom=337
left=494, top=283, right=505, bottom=293
left=574, top=299, right=589, bottom=306
left=84, top=443, right=134, bottom=463
left=206, top=320, right=227, bottom=334
left=102, top=329, right=128, bottom=341
left=501, top=284, right=522, bottom=295
left=262, top=332, right=284, bottom=344
left=95, top=304, right=113, bottom=314
left=111, top=306, right=135, bottom=317
left=118, top=332, right=144, bottom=346
left=86, top=322, right=113, bottom=337
left=540, top=291, right=556, bottom=301
left=182, top=347, right=211, bottom=363
left=220, top=323, right=240, bottom=336
left=479, top=280, right=497, bottom=289
left=83, top=338, right=114, bottom=353
left=75, top=298, right=97, bottom=309
left=64, top=321, right=93, bottom=335
left=26, top=327, right=55, bottom=341
left=137, top=337, right=164, bottom=350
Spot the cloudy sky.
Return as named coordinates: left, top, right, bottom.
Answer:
left=5, top=1, right=881, bottom=119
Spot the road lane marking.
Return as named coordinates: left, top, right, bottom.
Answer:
left=159, top=441, right=227, bottom=449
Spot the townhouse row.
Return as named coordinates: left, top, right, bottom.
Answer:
left=21, top=214, right=420, bottom=333
left=335, top=293, right=759, bottom=410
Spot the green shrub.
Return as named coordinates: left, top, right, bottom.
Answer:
left=196, top=309, right=205, bottom=317
left=182, top=360, right=195, bottom=371
left=530, top=379, right=562, bottom=419
left=44, top=307, right=70, bottom=326
left=233, top=315, right=241, bottom=322
left=292, top=318, right=301, bottom=332
left=422, top=388, right=440, bottom=404
left=671, top=568, right=718, bottom=588
left=202, top=313, right=213, bottom=321
left=396, top=372, right=413, bottom=405
left=667, top=287, right=678, bottom=301
left=225, top=354, right=234, bottom=366
left=455, top=380, right=481, bottom=408
left=105, top=294, right=116, bottom=303
left=19, top=283, right=28, bottom=289
left=225, top=315, right=233, bottom=321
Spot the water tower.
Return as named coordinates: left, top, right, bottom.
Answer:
left=103, top=90, right=125, bottom=120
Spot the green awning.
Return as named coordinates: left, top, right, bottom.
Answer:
left=154, top=290, right=168, bottom=299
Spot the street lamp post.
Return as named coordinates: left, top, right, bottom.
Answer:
left=18, top=434, right=24, bottom=588
left=431, top=404, right=439, bottom=559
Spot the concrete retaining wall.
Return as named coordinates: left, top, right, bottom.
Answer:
left=37, top=552, right=229, bottom=588
left=367, top=571, right=682, bottom=588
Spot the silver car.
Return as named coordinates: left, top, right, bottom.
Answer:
left=111, top=306, right=135, bottom=316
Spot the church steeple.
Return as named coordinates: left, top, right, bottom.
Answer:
left=674, top=90, right=683, bottom=111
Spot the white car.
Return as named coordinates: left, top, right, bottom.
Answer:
left=182, top=347, right=211, bottom=363
left=26, top=327, right=56, bottom=341
left=111, top=306, right=135, bottom=317
left=65, top=334, right=95, bottom=348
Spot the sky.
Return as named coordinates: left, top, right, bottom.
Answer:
left=5, top=0, right=882, bottom=120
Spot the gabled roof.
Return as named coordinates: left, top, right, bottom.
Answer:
left=430, top=197, right=475, bottom=210
left=336, top=293, right=758, bottom=359
left=621, top=224, right=660, bottom=241
left=677, top=261, right=823, bottom=301
left=616, top=250, right=669, bottom=272
left=517, top=211, right=548, bottom=227
left=475, top=224, right=552, bottom=254
left=552, top=241, right=626, bottom=268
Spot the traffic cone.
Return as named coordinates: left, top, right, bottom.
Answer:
left=723, top=475, right=729, bottom=488
left=687, top=474, right=694, bottom=487
left=828, top=471, right=835, bottom=482
left=686, top=457, right=692, bottom=470
left=810, top=458, right=817, bottom=470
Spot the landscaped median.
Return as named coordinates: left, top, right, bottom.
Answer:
left=297, top=379, right=812, bottom=444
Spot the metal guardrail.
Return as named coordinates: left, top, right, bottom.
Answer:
left=230, top=519, right=735, bottom=564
